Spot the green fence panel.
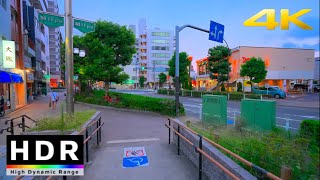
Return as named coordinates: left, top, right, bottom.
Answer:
left=202, top=95, right=227, bottom=126
left=241, top=99, right=276, bottom=131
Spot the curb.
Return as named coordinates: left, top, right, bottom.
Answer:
left=75, top=101, right=166, bottom=117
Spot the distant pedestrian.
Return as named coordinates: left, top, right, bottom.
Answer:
left=49, top=91, right=59, bottom=110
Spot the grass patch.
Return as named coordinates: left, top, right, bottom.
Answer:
left=32, top=110, right=96, bottom=131
left=75, top=90, right=185, bottom=116
left=187, top=121, right=320, bottom=179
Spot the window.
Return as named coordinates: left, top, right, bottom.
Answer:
left=152, top=46, right=170, bottom=51
left=154, top=60, right=169, bottom=65
left=1, top=0, right=7, bottom=10
left=151, top=39, right=170, bottom=44
left=152, top=53, right=170, bottom=58
left=152, top=32, right=170, bottom=37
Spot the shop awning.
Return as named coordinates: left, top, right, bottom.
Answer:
left=8, top=72, right=23, bottom=83
left=0, top=71, right=12, bottom=83
left=0, top=71, right=23, bottom=83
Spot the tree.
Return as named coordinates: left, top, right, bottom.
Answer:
left=168, top=52, right=191, bottom=89
left=77, top=20, right=136, bottom=95
left=158, top=73, right=167, bottom=88
left=207, top=46, right=231, bottom=91
left=240, top=57, right=267, bottom=90
left=139, top=76, right=146, bottom=88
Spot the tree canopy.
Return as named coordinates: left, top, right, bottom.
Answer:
left=139, top=76, right=146, bottom=87
left=158, top=73, right=167, bottom=87
left=72, top=20, right=136, bottom=95
left=168, top=52, right=191, bottom=89
left=207, top=45, right=231, bottom=88
left=240, top=57, right=267, bottom=89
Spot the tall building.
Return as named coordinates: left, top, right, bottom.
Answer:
left=138, top=18, right=174, bottom=88
left=121, top=25, right=139, bottom=88
left=28, top=0, right=50, bottom=95
left=48, top=0, right=63, bottom=88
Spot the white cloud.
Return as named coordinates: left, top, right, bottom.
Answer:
left=266, top=37, right=319, bottom=48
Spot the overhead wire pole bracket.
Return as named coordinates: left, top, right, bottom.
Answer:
left=175, top=25, right=230, bottom=116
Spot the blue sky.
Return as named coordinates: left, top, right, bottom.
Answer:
left=57, top=0, right=319, bottom=67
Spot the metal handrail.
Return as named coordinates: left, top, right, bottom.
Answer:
left=165, top=124, right=239, bottom=180
left=167, top=118, right=282, bottom=180
left=1, top=115, right=37, bottom=135
left=46, top=117, right=103, bottom=180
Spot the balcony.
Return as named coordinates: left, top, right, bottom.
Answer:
left=140, top=52, right=147, bottom=57
left=140, top=45, right=147, bottom=49
left=141, top=38, right=147, bottom=43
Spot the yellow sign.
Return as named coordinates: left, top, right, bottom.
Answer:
left=2, top=40, right=16, bottom=68
left=243, top=9, right=312, bottom=30
left=244, top=80, right=251, bottom=86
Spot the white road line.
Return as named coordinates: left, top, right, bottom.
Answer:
left=185, top=108, right=201, bottom=113
left=106, top=138, right=160, bottom=144
left=186, top=98, right=202, bottom=102
left=183, top=104, right=202, bottom=108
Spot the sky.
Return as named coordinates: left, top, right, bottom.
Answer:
left=57, top=0, right=319, bottom=68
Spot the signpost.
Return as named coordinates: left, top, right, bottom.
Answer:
left=74, top=18, right=95, bottom=33
left=209, top=21, right=224, bottom=43
left=38, top=12, right=64, bottom=28
left=37, top=1, right=96, bottom=114
left=174, top=21, right=229, bottom=116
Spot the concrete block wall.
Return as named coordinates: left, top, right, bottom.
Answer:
left=171, top=119, right=256, bottom=180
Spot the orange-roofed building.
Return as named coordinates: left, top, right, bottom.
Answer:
left=195, top=46, right=315, bottom=92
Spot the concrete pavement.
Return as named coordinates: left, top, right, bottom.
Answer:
left=0, top=91, right=201, bottom=180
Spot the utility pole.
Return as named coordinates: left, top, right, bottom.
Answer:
left=65, top=0, right=74, bottom=114
left=153, top=60, right=156, bottom=91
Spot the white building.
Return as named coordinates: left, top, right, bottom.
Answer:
left=138, top=18, right=174, bottom=88
left=48, top=0, right=63, bottom=87
left=314, top=57, right=320, bottom=84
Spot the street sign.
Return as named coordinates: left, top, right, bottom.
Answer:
left=122, top=147, right=149, bottom=168
left=38, top=12, right=64, bottom=28
left=74, top=19, right=95, bottom=33
left=209, top=21, right=224, bottom=43
left=2, top=40, right=16, bottom=68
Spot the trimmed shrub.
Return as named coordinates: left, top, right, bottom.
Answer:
left=76, top=91, right=185, bottom=116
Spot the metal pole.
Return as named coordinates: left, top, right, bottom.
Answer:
left=168, top=119, right=171, bottom=144
left=22, top=116, right=25, bottom=132
left=65, top=0, right=74, bottom=114
left=177, top=125, right=180, bottom=155
left=199, top=135, right=203, bottom=180
left=85, top=129, right=89, bottom=162
left=175, top=26, right=180, bottom=116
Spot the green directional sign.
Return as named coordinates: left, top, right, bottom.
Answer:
left=38, top=12, right=64, bottom=28
left=74, top=19, right=95, bottom=33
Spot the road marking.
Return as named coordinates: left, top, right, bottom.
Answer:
left=123, top=147, right=149, bottom=168
left=185, top=108, right=201, bottom=113
left=183, top=104, right=202, bottom=108
left=107, top=138, right=160, bottom=144
left=186, top=98, right=202, bottom=102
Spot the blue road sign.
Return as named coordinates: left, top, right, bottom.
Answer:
left=209, top=21, right=224, bottom=43
left=123, top=156, right=149, bottom=168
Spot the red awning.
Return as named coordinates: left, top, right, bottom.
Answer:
left=50, top=78, right=58, bottom=83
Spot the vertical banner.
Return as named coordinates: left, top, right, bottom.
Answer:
left=2, top=40, right=16, bottom=68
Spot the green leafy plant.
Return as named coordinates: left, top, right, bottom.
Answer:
left=240, top=57, right=267, bottom=90
left=168, top=52, right=191, bottom=89
left=158, top=73, right=167, bottom=88
left=139, top=76, right=146, bottom=88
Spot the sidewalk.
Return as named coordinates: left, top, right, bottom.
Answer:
left=0, top=93, right=200, bottom=180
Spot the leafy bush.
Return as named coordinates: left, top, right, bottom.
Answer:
left=32, top=110, right=96, bottom=131
left=76, top=90, right=185, bottom=116
left=189, top=123, right=320, bottom=179
left=300, top=119, right=320, bottom=143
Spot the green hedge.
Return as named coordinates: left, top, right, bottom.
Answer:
left=158, top=89, right=261, bottom=100
left=300, top=119, right=320, bottom=143
left=76, top=91, right=185, bottom=116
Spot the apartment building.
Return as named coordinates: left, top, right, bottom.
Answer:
left=138, top=18, right=174, bottom=88
left=48, top=0, right=63, bottom=88
left=27, top=0, right=50, bottom=95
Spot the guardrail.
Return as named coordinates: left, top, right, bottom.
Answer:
left=166, top=118, right=282, bottom=180
left=0, top=115, right=37, bottom=135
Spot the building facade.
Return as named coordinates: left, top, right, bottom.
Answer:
left=138, top=19, right=174, bottom=88
left=196, top=46, right=315, bottom=92
left=48, top=0, right=63, bottom=88
left=314, top=57, right=319, bottom=84
left=0, top=0, right=27, bottom=111
left=28, top=0, right=50, bottom=95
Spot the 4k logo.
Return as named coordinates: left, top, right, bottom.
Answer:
left=244, top=9, right=313, bottom=30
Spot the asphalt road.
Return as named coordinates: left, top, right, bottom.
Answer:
left=112, top=89, right=320, bottom=131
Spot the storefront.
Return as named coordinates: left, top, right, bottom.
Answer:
left=0, top=70, right=24, bottom=110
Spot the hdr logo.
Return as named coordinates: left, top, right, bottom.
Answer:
left=6, top=135, right=84, bottom=176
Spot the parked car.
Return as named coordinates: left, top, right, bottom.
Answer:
left=313, top=84, right=320, bottom=93
left=252, top=86, right=286, bottom=98
left=293, top=84, right=308, bottom=91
